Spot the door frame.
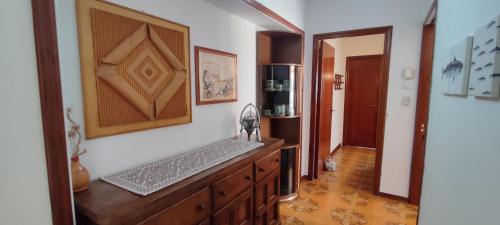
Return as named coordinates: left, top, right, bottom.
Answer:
left=31, top=0, right=74, bottom=224
left=32, top=0, right=305, bottom=224
left=317, top=41, right=335, bottom=172
left=409, top=0, right=437, bottom=206
left=343, top=54, right=384, bottom=149
left=308, top=26, right=393, bottom=195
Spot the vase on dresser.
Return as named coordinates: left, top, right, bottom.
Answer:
left=66, top=107, right=90, bottom=192
left=71, top=155, right=89, bottom=192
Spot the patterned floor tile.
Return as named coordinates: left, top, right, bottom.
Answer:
left=331, top=208, right=367, bottom=225
left=281, top=216, right=306, bottom=225
left=384, top=201, right=418, bottom=219
left=302, top=182, right=329, bottom=195
left=286, top=197, right=320, bottom=213
left=340, top=192, right=370, bottom=206
left=385, top=222, right=407, bottom=225
left=279, top=146, right=418, bottom=225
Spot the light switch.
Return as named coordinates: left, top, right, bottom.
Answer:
left=402, top=68, right=415, bottom=80
left=402, top=96, right=411, bottom=106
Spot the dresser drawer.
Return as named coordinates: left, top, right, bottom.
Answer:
left=140, top=188, right=210, bottom=225
left=213, top=189, right=253, bottom=225
left=212, top=164, right=253, bottom=210
left=254, top=150, right=281, bottom=182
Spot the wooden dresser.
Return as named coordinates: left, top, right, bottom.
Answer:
left=74, top=137, right=284, bottom=225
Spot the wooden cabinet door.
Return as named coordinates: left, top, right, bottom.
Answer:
left=254, top=170, right=280, bottom=225
left=213, top=189, right=253, bottom=225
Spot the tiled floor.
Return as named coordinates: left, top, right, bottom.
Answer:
left=280, top=146, right=418, bottom=225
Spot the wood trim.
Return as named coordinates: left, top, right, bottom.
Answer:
left=307, top=38, right=323, bottom=179
left=374, top=28, right=392, bottom=195
left=308, top=26, right=393, bottom=194
left=409, top=24, right=436, bottom=206
left=241, top=0, right=304, bottom=35
left=378, top=192, right=409, bottom=202
left=424, top=0, right=437, bottom=25
left=313, top=26, right=392, bottom=40
left=194, top=46, right=238, bottom=105
left=330, top=143, right=342, bottom=155
left=31, top=0, right=74, bottom=225
left=307, top=39, right=323, bottom=179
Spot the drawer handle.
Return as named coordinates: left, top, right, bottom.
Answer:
left=258, top=168, right=266, bottom=173
left=244, top=175, right=252, bottom=181
left=197, top=204, right=206, bottom=211
left=219, top=191, right=226, bottom=197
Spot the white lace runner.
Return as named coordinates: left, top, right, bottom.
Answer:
left=101, top=138, right=264, bottom=196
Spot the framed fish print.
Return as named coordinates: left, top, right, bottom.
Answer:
left=468, top=14, right=500, bottom=98
left=442, top=36, right=473, bottom=96
left=195, top=46, right=237, bottom=105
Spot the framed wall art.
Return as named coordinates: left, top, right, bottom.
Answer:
left=468, top=14, right=500, bottom=98
left=442, top=36, right=473, bottom=96
left=77, top=0, right=191, bottom=138
left=194, top=46, right=237, bottom=105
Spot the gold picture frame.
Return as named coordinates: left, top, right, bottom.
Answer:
left=77, top=0, right=191, bottom=138
left=194, top=46, right=238, bottom=105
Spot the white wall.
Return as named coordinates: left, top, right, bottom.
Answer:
left=257, top=0, right=305, bottom=29
left=419, top=1, right=500, bottom=224
left=0, top=1, right=53, bottom=225
left=304, top=0, right=433, bottom=197
left=56, top=0, right=259, bottom=179
left=325, top=34, right=385, bottom=151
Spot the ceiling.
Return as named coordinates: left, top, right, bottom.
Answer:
left=205, top=0, right=293, bottom=32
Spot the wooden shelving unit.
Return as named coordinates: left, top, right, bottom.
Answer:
left=256, top=31, right=303, bottom=201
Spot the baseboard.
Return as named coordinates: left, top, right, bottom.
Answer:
left=377, top=192, right=409, bottom=202
left=330, top=143, right=342, bottom=155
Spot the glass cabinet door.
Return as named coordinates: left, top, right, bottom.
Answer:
left=260, top=64, right=301, bottom=117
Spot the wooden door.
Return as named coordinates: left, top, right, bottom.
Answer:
left=213, top=190, right=253, bottom=225
left=409, top=24, right=435, bottom=206
left=254, top=170, right=280, bottom=225
left=318, top=41, right=335, bottom=170
left=344, top=55, right=382, bottom=148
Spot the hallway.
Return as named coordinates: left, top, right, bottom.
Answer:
left=280, top=147, right=418, bottom=225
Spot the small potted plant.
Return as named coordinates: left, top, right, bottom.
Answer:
left=66, top=108, right=89, bottom=192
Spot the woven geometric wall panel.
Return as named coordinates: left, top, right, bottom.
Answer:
left=77, top=0, right=191, bottom=138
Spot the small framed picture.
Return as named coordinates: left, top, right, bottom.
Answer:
left=195, top=46, right=237, bottom=105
